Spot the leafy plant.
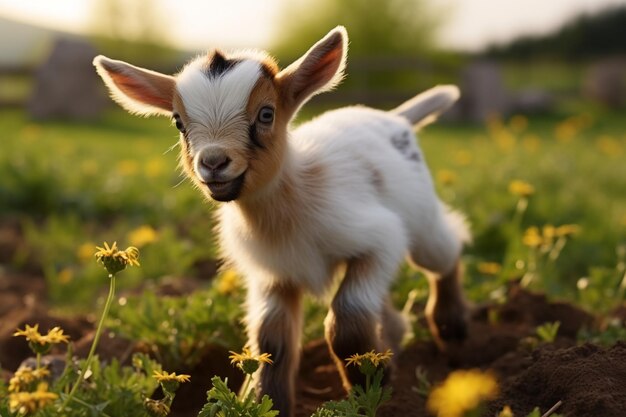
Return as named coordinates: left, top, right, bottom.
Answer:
left=312, top=351, right=393, bottom=417
left=535, top=321, right=561, bottom=343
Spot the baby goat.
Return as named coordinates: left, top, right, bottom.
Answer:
left=94, top=26, right=470, bottom=417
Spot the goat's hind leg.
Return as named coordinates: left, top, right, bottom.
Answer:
left=325, top=217, right=406, bottom=391
left=408, top=210, right=469, bottom=349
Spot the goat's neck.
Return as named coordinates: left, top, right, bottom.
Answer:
left=236, top=144, right=305, bottom=238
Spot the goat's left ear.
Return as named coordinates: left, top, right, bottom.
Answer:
left=277, top=26, right=348, bottom=113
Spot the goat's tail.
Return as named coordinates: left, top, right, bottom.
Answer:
left=390, top=85, right=460, bottom=128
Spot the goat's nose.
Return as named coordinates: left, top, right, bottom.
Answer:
left=200, top=154, right=231, bottom=172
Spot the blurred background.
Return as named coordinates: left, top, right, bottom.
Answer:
left=0, top=0, right=625, bottom=315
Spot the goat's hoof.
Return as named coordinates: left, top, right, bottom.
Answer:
left=427, top=305, right=469, bottom=349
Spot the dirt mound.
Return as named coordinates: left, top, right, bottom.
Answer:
left=489, top=342, right=626, bottom=417
left=2, top=268, right=624, bottom=417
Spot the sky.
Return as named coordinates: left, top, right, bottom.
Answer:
left=0, top=0, right=625, bottom=51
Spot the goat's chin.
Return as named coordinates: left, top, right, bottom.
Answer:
left=203, top=171, right=247, bottom=202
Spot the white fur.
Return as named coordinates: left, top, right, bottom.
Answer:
left=219, top=106, right=469, bottom=306
left=176, top=58, right=262, bottom=133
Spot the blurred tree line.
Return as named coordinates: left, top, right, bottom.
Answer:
left=270, top=0, right=462, bottom=108
left=485, top=5, right=626, bottom=61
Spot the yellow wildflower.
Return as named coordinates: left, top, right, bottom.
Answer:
left=76, top=242, right=96, bottom=262
left=454, top=150, right=473, bottom=166
left=508, top=180, right=534, bottom=197
left=217, top=269, right=240, bottom=295
left=498, top=405, right=515, bottom=417
left=477, top=262, right=502, bottom=275
left=152, top=370, right=191, bottom=384
left=9, top=382, right=58, bottom=414
left=543, top=224, right=555, bottom=239
left=427, top=369, right=498, bottom=417
left=13, top=325, right=69, bottom=347
left=14, top=324, right=42, bottom=344
left=522, top=227, right=543, bottom=247
left=345, top=349, right=393, bottom=368
left=9, top=367, right=51, bottom=393
left=128, top=225, right=158, bottom=247
left=58, top=267, right=74, bottom=284
left=509, top=115, right=528, bottom=133
left=116, top=159, right=139, bottom=176
left=437, top=169, right=457, bottom=186
left=555, top=224, right=581, bottom=237
left=94, top=241, right=140, bottom=275
left=42, top=327, right=70, bottom=344
left=229, top=347, right=273, bottom=374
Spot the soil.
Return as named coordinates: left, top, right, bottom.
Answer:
left=2, top=224, right=625, bottom=416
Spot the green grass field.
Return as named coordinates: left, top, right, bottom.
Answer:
left=2, top=105, right=626, bottom=417
left=1, top=106, right=625, bottom=314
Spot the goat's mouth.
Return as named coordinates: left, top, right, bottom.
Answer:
left=204, top=171, right=246, bottom=202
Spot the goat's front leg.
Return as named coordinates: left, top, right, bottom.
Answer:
left=324, top=255, right=396, bottom=391
left=245, top=280, right=302, bottom=417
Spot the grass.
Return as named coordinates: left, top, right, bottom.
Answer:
left=1, top=103, right=624, bottom=416
left=1, top=105, right=625, bottom=314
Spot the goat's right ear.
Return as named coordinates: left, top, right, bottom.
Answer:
left=93, top=55, right=175, bottom=117
left=277, top=26, right=348, bottom=113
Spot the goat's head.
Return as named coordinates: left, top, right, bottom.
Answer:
left=94, top=26, right=347, bottom=202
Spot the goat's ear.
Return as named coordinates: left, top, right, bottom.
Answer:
left=277, top=26, right=348, bottom=112
left=93, top=55, right=175, bottom=117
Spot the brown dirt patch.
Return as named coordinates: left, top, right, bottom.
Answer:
left=2, top=266, right=625, bottom=417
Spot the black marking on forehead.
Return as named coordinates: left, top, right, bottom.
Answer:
left=206, top=51, right=241, bottom=78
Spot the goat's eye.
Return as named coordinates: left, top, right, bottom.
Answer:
left=173, top=115, right=186, bottom=134
left=257, top=106, right=274, bottom=124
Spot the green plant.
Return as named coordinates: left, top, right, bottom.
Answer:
left=198, top=347, right=278, bottom=417
left=312, top=351, right=393, bottom=417
left=535, top=321, right=561, bottom=343
left=106, top=279, right=245, bottom=370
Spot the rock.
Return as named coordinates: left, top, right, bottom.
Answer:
left=27, top=37, right=107, bottom=120
left=583, top=57, right=626, bottom=108
left=458, top=61, right=509, bottom=122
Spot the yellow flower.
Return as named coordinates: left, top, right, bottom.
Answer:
left=508, top=180, right=534, bottom=197
left=14, top=324, right=42, bottom=344
left=427, top=369, right=498, bottom=417
left=542, top=224, right=555, bottom=239
left=41, top=327, right=70, bottom=344
left=454, top=150, right=473, bottom=166
left=477, top=262, right=501, bottom=275
left=437, top=169, right=457, bottom=186
left=509, top=115, right=528, bottom=133
left=555, top=224, right=581, bottom=237
left=116, top=159, right=139, bottom=176
left=9, top=367, right=51, bottom=393
left=345, top=349, right=393, bottom=368
left=58, top=267, right=74, bottom=284
left=76, top=242, right=96, bottom=262
left=229, top=347, right=273, bottom=374
left=128, top=225, right=158, bottom=247
left=217, top=269, right=240, bottom=295
left=9, top=382, right=58, bottom=414
left=522, top=227, right=543, bottom=247
left=152, top=370, right=191, bottom=384
left=498, top=405, right=515, bottom=417
left=94, top=241, right=140, bottom=275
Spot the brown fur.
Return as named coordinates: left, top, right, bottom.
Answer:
left=325, top=255, right=385, bottom=391
left=249, top=283, right=302, bottom=417
left=425, top=261, right=468, bottom=350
